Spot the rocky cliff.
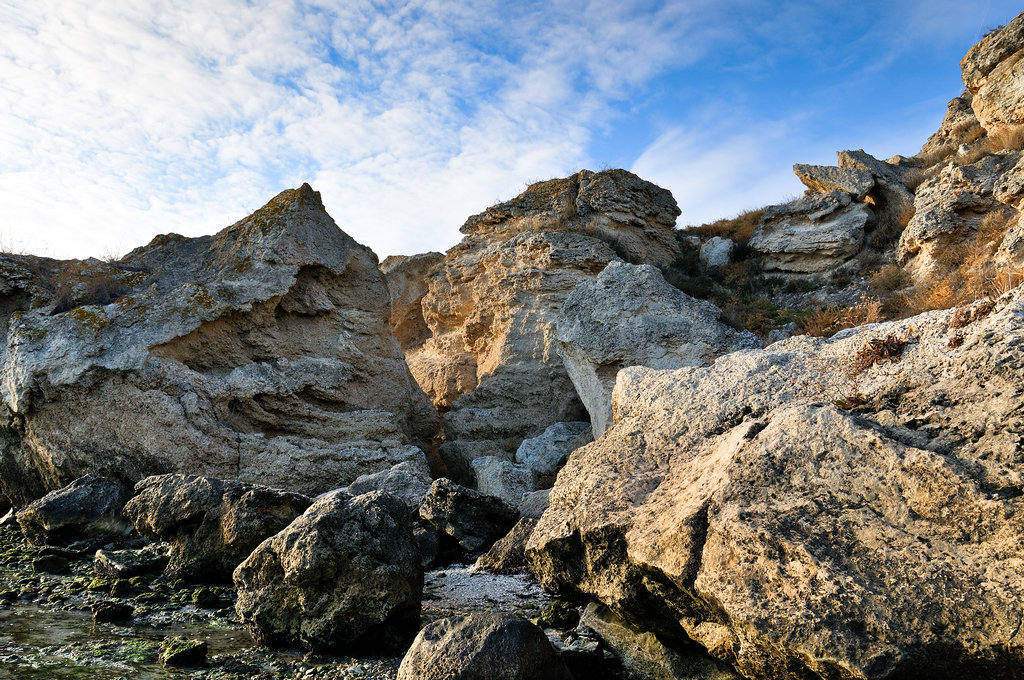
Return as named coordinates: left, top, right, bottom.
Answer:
left=0, top=184, right=436, bottom=504
left=386, top=169, right=682, bottom=484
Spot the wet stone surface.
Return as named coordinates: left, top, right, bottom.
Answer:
left=0, top=524, right=591, bottom=679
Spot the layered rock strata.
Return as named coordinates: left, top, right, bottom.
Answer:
left=0, top=184, right=436, bottom=503
left=529, top=289, right=1024, bottom=680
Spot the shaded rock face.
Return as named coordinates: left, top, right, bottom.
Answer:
left=381, top=251, right=445, bottom=349
left=748, top=191, right=870, bottom=272
left=124, top=474, right=311, bottom=583
left=16, top=474, right=131, bottom=546
left=0, top=184, right=437, bottom=504
left=529, top=287, right=1024, bottom=680
left=961, top=14, right=1024, bottom=137
left=419, top=478, right=518, bottom=554
left=557, top=262, right=760, bottom=436
left=396, top=169, right=680, bottom=484
left=474, top=517, right=537, bottom=575
left=397, top=612, right=572, bottom=680
left=234, top=489, right=422, bottom=653
left=514, top=421, right=592, bottom=488
left=793, top=164, right=874, bottom=201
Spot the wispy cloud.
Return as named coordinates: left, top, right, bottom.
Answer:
left=0, top=0, right=724, bottom=259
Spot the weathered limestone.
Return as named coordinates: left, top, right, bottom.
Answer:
left=514, top=421, right=592, bottom=488
left=474, top=518, right=538, bottom=575
left=0, top=185, right=437, bottom=504
left=16, top=475, right=131, bottom=546
left=793, top=164, right=874, bottom=201
left=346, top=458, right=433, bottom=514
left=401, top=169, right=680, bottom=484
left=530, top=287, right=1024, bottom=680
left=556, top=262, right=760, bottom=436
left=234, top=490, right=422, bottom=653
left=748, top=191, right=870, bottom=272
left=961, top=14, right=1024, bottom=137
left=397, top=612, right=572, bottom=680
left=124, top=474, right=311, bottom=583
left=698, top=237, right=734, bottom=269
left=381, top=252, right=445, bottom=349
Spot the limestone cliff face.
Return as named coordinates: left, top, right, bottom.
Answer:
left=391, top=169, right=681, bottom=483
left=0, top=184, right=436, bottom=504
left=529, top=291, right=1024, bottom=680
left=961, top=14, right=1024, bottom=138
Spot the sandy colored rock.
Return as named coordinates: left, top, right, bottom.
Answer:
left=124, top=474, right=311, bottom=583
left=919, top=93, right=981, bottom=156
left=961, top=13, right=1024, bottom=136
left=749, top=191, right=869, bottom=272
left=793, top=164, right=874, bottom=200
left=0, top=185, right=437, bottom=504
left=529, top=287, right=1024, bottom=680
left=234, top=489, right=422, bottom=653
left=557, top=262, right=759, bottom=436
left=381, top=252, right=445, bottom=348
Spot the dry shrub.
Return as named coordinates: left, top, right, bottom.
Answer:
left=903, top=164, right=945, bottom=191
left=985, top=126, right=1024, bottom=152
left=799, top=297, right=882, bottom=337
left=915, top=143, right=957, bottom=167
left=848, top=332, right=910, bottom=376
left=950, top=299, right=996, bottom=328
left=869, top=264, right=910, bottom=295
left=691, top=208, right=766, bottom=245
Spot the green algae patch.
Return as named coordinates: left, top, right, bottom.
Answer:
left=159, top=634, right=208, bottom=667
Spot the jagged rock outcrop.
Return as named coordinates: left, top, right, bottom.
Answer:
left=397, top=612, right=572, bottom=680
left=961, top=14, right=1024, bottom=137
left=0, top=185, right=436, bottom=504
left=234, top=489, right=422, bottom=653
left=529, top=288, right=1024, bottom=680
left=399, top=170, right=680, bottom=483
left=557, top=262, right=760, bottom=436
left=124, top=474, right=311, bottom=583
left=16, top=474, right=131, bottom=546
left=920, top=93, right=980, bottom=156
left=748, top=191, right=870, bottom=272
left=793, top=164, right=874, bottom=201
left=474, top=517, right=538, bottom=575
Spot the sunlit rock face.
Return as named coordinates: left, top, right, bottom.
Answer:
left=0, top=184, right=436, bottom=505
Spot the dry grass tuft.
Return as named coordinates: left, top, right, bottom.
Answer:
left=799, top=297, right=882, bottom=338
left=848, top=332, right=910, bottom=376
left=691, top=208, right=766, bottom=245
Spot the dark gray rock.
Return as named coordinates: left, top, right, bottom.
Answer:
left=124, top=474, right=311, bottom=583
left=397, top=612, right=573, bottom=680
left=474, top=518, right=537, bottom=575
left=16, top=474, right=131, bottom=546
left=419, top=479, right=519, bottom=554
left=94, top=542, right=171, bottom=578
left=234, top=490, right=422, bottom=653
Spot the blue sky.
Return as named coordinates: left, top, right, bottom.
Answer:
left=1, top=1, right=1021, bottom=260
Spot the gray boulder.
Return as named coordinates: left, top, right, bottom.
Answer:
left=0, top=184, right=437, bottom=505
left=234, top=489, right=422, bottom=653
left=556, top=262, right=759, bottom=436
left=472, top=457, right=535, bottom=508
left=514, top=421, right=591, bottom=488
left=749, top=191, right=870, bottom=272
left=474, top=518, right=538, bottom=575
left=16, top=474, right=131, bottom=546
left=419, top=478, right=518, bottom=554
left=347, top=457, right=433, bottom=513
left=397, top=612, right=572, bottom=680
left=124, top=474, right=311, bottom=583
left=698, top=237, right=735, bottom=269
left=94, top=542, right=171, bottom=578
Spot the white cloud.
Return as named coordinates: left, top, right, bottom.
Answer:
left=0, top=0, right=727, bottom=259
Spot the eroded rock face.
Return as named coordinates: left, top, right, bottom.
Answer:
left=124, top=474, right=311, bottom=583
left=234, top=489, right=422, bottom=653
left=898, top=152, right=1020, bottom=275
left=961, top=13, right=1024, bottom=137
left=557, top=262, right=760, bottom=436
left=397, top=612, right=572, bottom=680
left=529, top=288, right=1024, bottom=680
left=401, top=169, right=680, bottom=484
left=0, top=185, right=437, bottom=504
left=381, top=252, right=445, bottom=349
left=748, top=191, right=870, bottom=272
left=16, top=474, right=131, bottom=546
left=419, top=478, right=518, bottom=554
left=793, top=164, right=874, bottom=201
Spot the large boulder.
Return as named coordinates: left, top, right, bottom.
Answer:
left=347, top=457, right=433, bottom=513
left=398, top=169, right=680, bottom=483
left=748, top=191, right=870, bottom=272
left=529, top=287, right=1024, bottom=680
left=16, top=474, right=131, bottom=546
left=419, top=478, right=518, bottom=554
left=397, top=612, right=572, bottom=680
left=556, top=262, right=760, bottom=436
left=0, top=184, right=437, bottom=505
left=124, top=474, right=311, bottom=583
left=961, top=13, right=1024, bottom=137
left=234, top=489, right=422, bottom=653
left=793, top=164, right=874, bottom=201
